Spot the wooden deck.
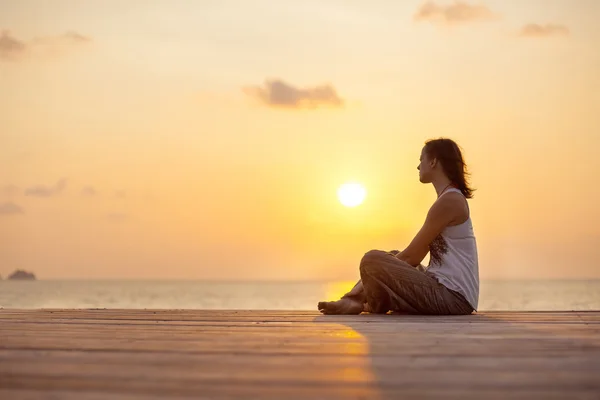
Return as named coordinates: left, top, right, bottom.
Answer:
left=1, top=310, right=599, bottom=399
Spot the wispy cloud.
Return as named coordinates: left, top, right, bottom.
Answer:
left=81, top=186, right=98, bottom=197
left=518, top=23, right=569, bottom=38
left=414, top=1, right=496, bottom=25
left=0, top=30, right=91, bottom=61
left=25, top=178, right=67, bottom=198
left=106, top=212, right=128, bottom=223
left=243, top=79, right=344, bottom=109
left=0, top=202, right=24, bottom=215
left=61, top=31, right=91, bottom=43
left=0, top=30, right=26, bottom=60
left=2, top=184, right=20, bottom=198
left=31, top=31, right=91, bottom=46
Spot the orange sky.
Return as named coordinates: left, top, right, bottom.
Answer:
left=1, top=0, right=599, bottom=280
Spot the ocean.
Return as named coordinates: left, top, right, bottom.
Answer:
left=1, top=280, right=599, bottom=310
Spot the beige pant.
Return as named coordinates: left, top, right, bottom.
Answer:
left=343, top=250, right=474, bottom=315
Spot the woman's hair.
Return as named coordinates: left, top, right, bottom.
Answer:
left=424, top=138, right=475, bottom=199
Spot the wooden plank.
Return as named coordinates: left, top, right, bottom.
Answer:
left=3, top=362, right=599, bottom=391
left=2, top=388, right=600, bottom=400
left=2, top=309, right=598, bottom=324
left=2, top=350, right=599, bottom=375
left=2, top=341, right=597, bottom=358
left=2, top=369, right=599, bottom=396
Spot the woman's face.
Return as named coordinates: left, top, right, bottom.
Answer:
left=417, top=147, right=435, bottom=183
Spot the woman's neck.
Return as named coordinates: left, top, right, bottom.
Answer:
left=433, top=178, right=454, bottom=197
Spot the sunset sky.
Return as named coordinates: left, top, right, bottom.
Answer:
left=1, top=0, right=599, bottom=280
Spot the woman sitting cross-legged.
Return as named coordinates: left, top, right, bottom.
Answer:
left=318, top=138, right=479, bottom=315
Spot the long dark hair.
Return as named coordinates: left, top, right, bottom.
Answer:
left=424, top=138, right=475, bottom=199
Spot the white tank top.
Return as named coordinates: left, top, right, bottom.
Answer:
left=426, top=188, right=480, bottom=310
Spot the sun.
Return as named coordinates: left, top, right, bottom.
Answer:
left=337, top=182, right=367, bottom=207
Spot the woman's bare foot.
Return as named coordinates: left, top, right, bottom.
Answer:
left=317, top=298, right=364, bottom=315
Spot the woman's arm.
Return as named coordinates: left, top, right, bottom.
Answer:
left=395, top=194, right=463, bottom=267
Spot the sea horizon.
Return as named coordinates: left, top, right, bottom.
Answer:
left=2, top=279, right=599, bottom=311
left=3, top=277, right=600, bottom=282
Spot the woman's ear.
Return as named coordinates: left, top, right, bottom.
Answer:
left=430, top=158, right=437, bottom=168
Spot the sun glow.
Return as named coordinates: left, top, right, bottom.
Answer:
left=337, top=182, right=367, bottom=207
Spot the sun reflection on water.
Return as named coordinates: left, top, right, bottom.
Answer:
left=324, top=280, right=357, bottom=302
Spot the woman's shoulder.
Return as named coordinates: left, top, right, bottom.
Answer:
left=435, top=190, right=465, bottom=206
left=433, top=191, right=469, bottom=226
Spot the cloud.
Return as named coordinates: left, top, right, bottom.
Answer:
left=106, top=213, right=128, bottom=223
left=243, top=79, right=344, bottom=109
left=114, top=190, right=127, bottom=199
left=32, top=31, right=92, bottom=46
left=2, top=184, right=20, bottom=197
left=81, top=186, right=98, bottom=197
left=518, top=24, right=569, bottom=38
left=0, top=202, right=24, bottom=215
left=414, top=1, right=495, bottom=24
left=0, top=30, right=91, bottom=61
left=0, top=30, right=26, bottom=60
left=62, top=31, right=91, bottom=43
left=25, top=178, right=67, bottom=197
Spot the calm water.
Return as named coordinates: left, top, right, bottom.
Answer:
left=1, top=280, right=599, bottom=310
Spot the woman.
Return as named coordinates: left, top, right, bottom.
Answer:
left=318, top=138, right=479, bottom=315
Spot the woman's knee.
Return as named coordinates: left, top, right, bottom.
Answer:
left=360, top=249, right=387, bottom=266
left=360, top=249, right=388, bottom=275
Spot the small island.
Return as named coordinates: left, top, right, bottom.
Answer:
left=7, top=269, right=36, bottom=280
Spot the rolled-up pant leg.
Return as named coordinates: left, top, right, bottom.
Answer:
left=357, top=250, right=473, bottom=315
